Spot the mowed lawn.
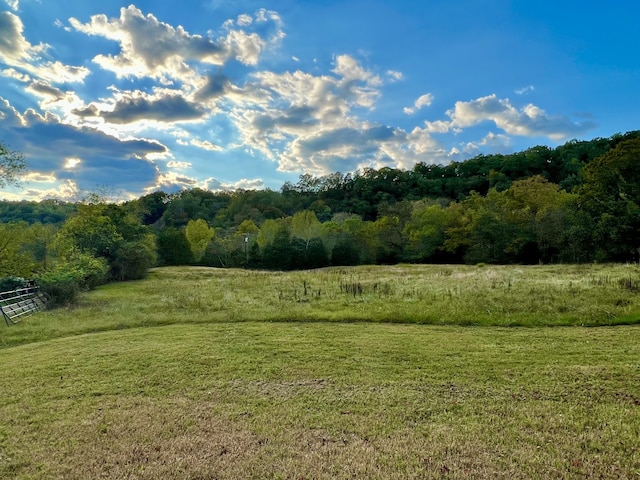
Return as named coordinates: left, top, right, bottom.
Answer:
left=1, top=265, right=639, bottom=479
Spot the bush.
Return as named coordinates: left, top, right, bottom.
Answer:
left=110, top=237, right=156, bottom=281
left=36, top=253, right=108, bottom=307
left=0, top=276, right=28, bottom=292
left=36, top=271, right=82, bottom=307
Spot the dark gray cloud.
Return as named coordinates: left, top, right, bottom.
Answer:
left=195, top=72, right=232, bottom=101
left=78, top=94, right=204, bottom=124
left=0, top=98, right=165, bottom=194
left=27, top=81, right=65, bottom=99
left=72, top=104, right=99, bottom=118
left=253, top=106, right=320, bottom=131
left=299, top=125, right=396, bottom=155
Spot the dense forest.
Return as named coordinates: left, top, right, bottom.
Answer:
left=1, top=130, right=639, bottom=303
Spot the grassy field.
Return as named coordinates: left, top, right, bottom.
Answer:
left=1, top=264, right=639, bottom=478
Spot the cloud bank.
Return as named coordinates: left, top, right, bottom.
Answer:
left=0, top=4, right=596, bottom=201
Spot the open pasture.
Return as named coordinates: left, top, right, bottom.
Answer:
left=1, top=264, right=639, bottom=478
left=3, top=263, right=640, bottom=348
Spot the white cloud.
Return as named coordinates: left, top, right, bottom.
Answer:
left=224, top=54, right=460, bottom=176
left=69, top=6, right=229, bottom=81
left=21, top=171, right=57, bottom=183
left=404, top=93, right=434, bottom=114
left=18, top=179, right=81, bottom=202
left=63, top=157, right=82, bottom=169
left=237, top=14, right=253, bottom=26
left=145, top=171, right=264, bottom=194
left=515, top=85, right=534, bottom=95
left=462, top=132, right=512, bottom=155
left=0, top=11, right=89, bottom=83
left=0, top=11, right=47, bottom=63
left=191, top=139, right=223, bottom=151
left=167, top=160, right=192, bottom=169
left=204, top=177, right=264, bottom=191
left=386, top=70, right=403, bottom=82
left=1, top=67, right=31, bottom=82
left=69, top=5, right=283, bottom=83
left=430, top=94, right=593, bottom=140
left=224, top=29, right=265, bottom=66
left=5, top=0, right=19, bottom=11
left=25, top=81, right=87, bottom=116
left=176, top=138, right=222, bottom=151
left=424, top=119, right=452, bottom=134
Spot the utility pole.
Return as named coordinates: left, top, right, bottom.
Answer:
left=244, top=233, right=249, bottom=266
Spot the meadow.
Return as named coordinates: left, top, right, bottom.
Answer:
left=1, top=264, right=639, bottom=478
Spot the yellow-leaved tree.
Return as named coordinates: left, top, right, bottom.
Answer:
left=185, top=219, right=215, bottom=262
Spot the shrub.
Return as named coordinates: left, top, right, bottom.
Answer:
left=0, top=276, right=28, bottom=292
left=36, top=270, right=82, bottom=307
left=110, top=237, right=156, bottom=281
left=36, top=253, right=108, bottom=307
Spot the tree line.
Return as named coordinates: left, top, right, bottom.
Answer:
left=1, top=131, right=639, bottom=303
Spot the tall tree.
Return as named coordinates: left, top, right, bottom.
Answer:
left=290, top=210, right=324, bottom=265
left=56, top=199, right=156, bottom=280
left=157, top=228, right=194, bottom=266
left=578, top=137, right=640, bottom=261
left=0, top=222, right=36, bottom=277
left=185, top=219, right=215, bottom=262
left=403, top=202, right=447, bottom=262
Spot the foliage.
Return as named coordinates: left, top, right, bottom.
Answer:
left=156, top=228, right=194, bottom=266
left=578, top=137, right=640, bottom=261
left=0, top=222, right=38, bottom=277
left=0, top=142, right=26, bottom=189
left=185, top=218, right=215, bottom=262
left=56, top=199, right=157, bottom=281
left=110, top=235, right=157, bottom=281
left=35, top=252, right=108, bottom=306
left=0, top=276, right=28, bottom=292
left=262, top=223, right=293, bottom=270
left=403, top=202, right=447, bottom=262
left=3, top=131, right=640, bottom=272
left=0, top=199, right=75, bottom=224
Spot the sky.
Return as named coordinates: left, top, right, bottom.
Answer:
left=0, top=1, right=638, bottom=202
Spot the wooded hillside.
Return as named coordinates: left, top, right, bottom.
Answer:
left=1, top=131, right=639, bottom=299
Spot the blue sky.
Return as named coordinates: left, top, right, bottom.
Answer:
left=1, top=0, right=638, bottom=201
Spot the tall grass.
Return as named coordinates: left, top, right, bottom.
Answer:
left=3, top=263, right=639, bottom=348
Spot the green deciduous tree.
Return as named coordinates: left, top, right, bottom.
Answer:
left=403, top=202, right=447, bottom=262
left=56, top=205, right=122, bottom=259
left=0, top=142, right=26, bottom=189
left=290, top=210, right=327, bottom=268
left=56, top=199, right=156, bottom=280
left=0, top=222, right=36, bottom=277
left=578, top=138, right=640, bottom=261
left=157, top=228, right=194, bottom=266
